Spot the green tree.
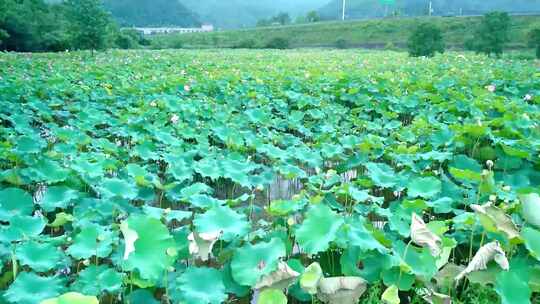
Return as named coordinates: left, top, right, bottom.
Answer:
left=407, top=22, right=445, bottom=57
left=306, top=11, right=321, bottom=23
left=273, top=12, right=291, bottom=25
left=529, top=28, right=540, bottom=59
left=65, top=0, right=114, bottom=54
left=471, top=11, right=510, bottom=57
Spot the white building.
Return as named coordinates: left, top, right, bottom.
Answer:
left=133, top=24, right=214, bottom=35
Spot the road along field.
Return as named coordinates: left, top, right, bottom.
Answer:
left=0, top=49, right=539, bottom=303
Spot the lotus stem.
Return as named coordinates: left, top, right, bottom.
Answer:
left=398, top=239, right=413, bottom=284
left=11, top=250, right=17, bottom=280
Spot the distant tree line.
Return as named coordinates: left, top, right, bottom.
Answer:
left=0, top=0, right=149, bottom=52
left=256, top=11, right=321, bottom=27
left=408, top=11, right=540, bottom=59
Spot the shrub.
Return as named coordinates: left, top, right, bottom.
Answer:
left=235, top=39, right=257, bottom=49
left=115, top=29, right=142, bottom=49
left=265, top=37, right=289, bottom=49
left=335, top=38, right=348, bottom=49
left=384, top=42, right=397, bottom=51
left=529, top=28, right=540, bottom=59
left=407, top=23, right=445, bottom=57
left=470, top=11, right=510, bottom=57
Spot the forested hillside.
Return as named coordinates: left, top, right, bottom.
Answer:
left=104, top=0, right=199, bottom=27
left=319, top=0, right=540, bottom=20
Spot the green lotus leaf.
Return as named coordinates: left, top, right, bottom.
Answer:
left=382, top=267, right=415, bottom=291
left=231, top=238, right=286, bottom=287
left=167, top=160, right=193, bottom=183
left=142, top=206, right=191, bottom=223
left=365, top=162, right=397, bottom=188
left=40, top=292, right=98, bottom=304
left=127, top=289, right=159, bottom=304
left=394, top=241, right=437, bottom=280
left=340, top=217, right=387, bottom=254
left=296, top=204, right=344, bottom=255
left=0, top=187, right=34, bottom=221
left=268, top=198, right=306, bottom=216
left=448, top=167, right=482, bottom=183
left=48, top=212, right=74, bottom=228
left=407, top=177, right=441, bottom=199
left=16, top=136, right=45, bottom=154
left=194, top=205, right=250, bottom=242
left=381, top=285, right=400, bottom=304
left=0, top=215, right=46, bottom=242
left=39, top=186, right=79, bottom=212
left=121, top=215, right=176, bottom=282
left=520, top=193, right=540, bottom=229
left=522, top=227, right=540, bottom=261
left=177, top=267, right=227, bottom=304
left=4, top=272, right=65, bottom=304
left=188, top=194, right=222, bottom=209
left=16, top=241, right=65, bottom=272
left=67, top=224, right=114, bottom=259
left=71, top=265, right=124, bottom=296
left=179, top=182, right=213, bottom=200
left=29, top=159, right=69, bottom=184
left=99, top=178, right=138, bottom=200
left=495, top=258, right=531, bottom=304
left=222, top=262, right=250, bottom=297
left=258, top=289, right=287, bottom=304
left=348, top=186, right=370, bottom=203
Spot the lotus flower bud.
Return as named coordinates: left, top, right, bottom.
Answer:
left=486, top=160, right=494, bottom=169
left=287, top=217, right=296, bottom=226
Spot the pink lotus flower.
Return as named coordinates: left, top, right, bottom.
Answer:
left=486, top=85, right=496, bottom=92
left=524, top=94, right=533, bottom=101
left=184, top=85, right=191, bottom=92
left=170, top=114, right=179, bottom=124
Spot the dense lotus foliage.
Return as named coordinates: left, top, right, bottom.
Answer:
left=0, top=49, right=539, bottom=304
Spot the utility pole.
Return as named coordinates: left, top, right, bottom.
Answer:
left=429, top=1, right=433, bottom=16
left=342, top=0, right=346, bottom=20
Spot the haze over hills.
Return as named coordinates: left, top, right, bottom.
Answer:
left=319, top=0, right=540, bottom=20
left=182, top=0, right=328, bottom=29
left=104, top=0, right=199, bottom=27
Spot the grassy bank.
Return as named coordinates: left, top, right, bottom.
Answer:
left=150, top=15, right=540, bottom=50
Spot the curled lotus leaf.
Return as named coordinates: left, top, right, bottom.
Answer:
left=188, top=231, right=221, bottom=261
left=410, top=213, right=442, bottom=256
left=456, top=241, right=509, bottom=282
left=119, top=221, right=138, bottom=260
left=300, top=262, right=323, bottom=295
left=470, top=202, right=519, bottom=240
left=255, top=261, right=300, bottom=290
left=316, top=276, right=367, bottom=304
left=418, top=289, right=451, bottom=304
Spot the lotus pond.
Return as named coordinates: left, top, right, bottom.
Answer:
left=0, top=49, right=539, bottom=304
